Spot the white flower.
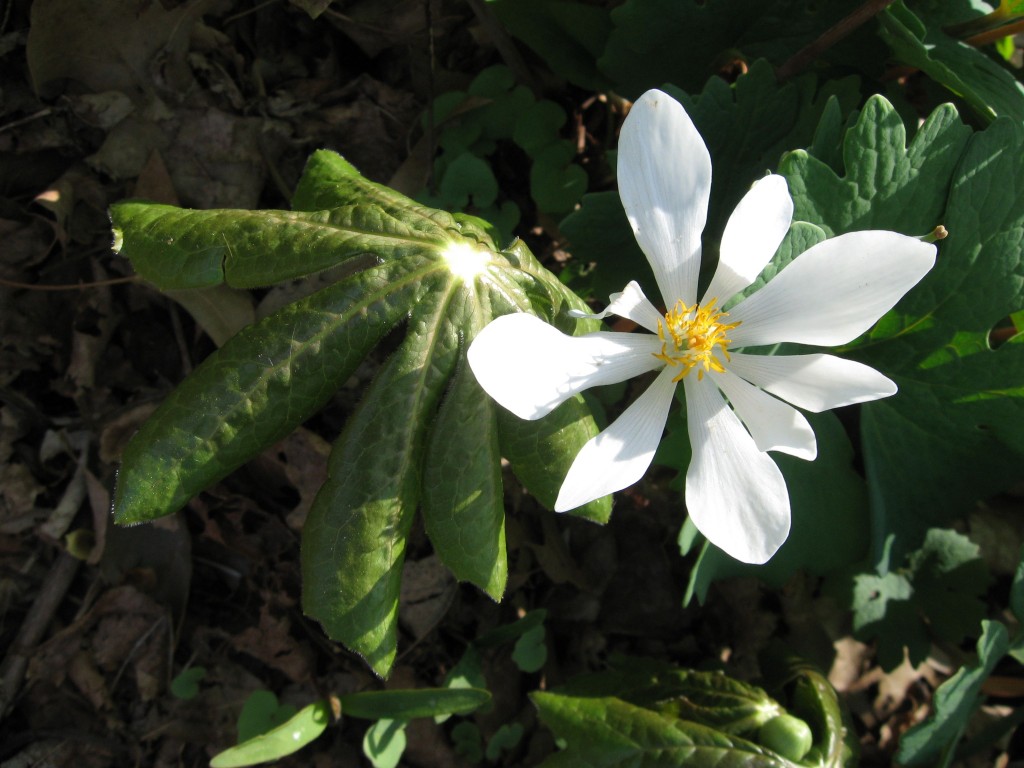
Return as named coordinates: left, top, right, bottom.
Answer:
left=468, top=89, right=935, bottom=564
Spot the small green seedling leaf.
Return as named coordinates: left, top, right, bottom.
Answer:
left=476, top=609, right=547, bottom=648
left=237, top=690, right=299, bottom=744
left=339, top=687, right=491, bottom=720
left=512, top=624, right=547, bottom=673
left=485, top=722, right=524, bottom=761
left=363, top=719, right=407, bottom=768
left=209, top=700, right=329, bottom=768
left=169, top=666, right=205, bottom=700
left=437, top=646, right=488, bottom=724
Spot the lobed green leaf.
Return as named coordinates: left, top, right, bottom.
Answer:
left=780, top=96, right=1024, bottom=559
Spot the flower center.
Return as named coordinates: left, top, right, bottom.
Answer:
left=653, top=298, right=740, bottom=381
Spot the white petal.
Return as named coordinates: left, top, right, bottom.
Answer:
left=467, top=313, right=663, bottom=420
left=618, top=89, right=711, bottom=307
left=683, top=375, right=790, bottom=564
left=710, top=369, right=816, bottom=459
left=728, top=352, right=896, bottom=412
left=728, top=231, right=936, bottom=347
left=555, top=366, right=678, bottom=511
left=569, top=280, right=665, bottom=334
left=702, top=175, right=793, bottom=305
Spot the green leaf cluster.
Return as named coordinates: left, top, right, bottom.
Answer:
left=486, top=0, right=1024, bottom=123
left=422, top=64, right=588, bottom=238
left=780, top=95, right=1024, bottom=562
left=111, top=151, right=609, bottom=677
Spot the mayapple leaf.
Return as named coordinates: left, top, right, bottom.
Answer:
left=113, top=258, right=432, bottom=525
left=112, top=150, right=607, bottom=678
left=291, top=149, right=496, bottom=248
left=763, top=654, right=857, bottom=768
left=111, top=202, right=452, bottom=290
left=422, top=354, right=507, bottom=600
left=554, top=666, right=782, bottom=737
left=497, top=396, right=610, bottom=524
left=112, top=150, right=497, bottom=292
left=301, top=280, right=465, bottom=677
left=531, top=692, right=801, bottom=768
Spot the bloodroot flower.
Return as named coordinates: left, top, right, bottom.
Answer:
left=468, top=89, right=935, bottom=564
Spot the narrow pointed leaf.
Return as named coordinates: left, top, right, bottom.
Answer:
left=339, top=687, right=490, bottom=720
left=112, top=201, right=454, bottom=290
left=291, top=150, right=497, bottom=249
left=422, top=356, right=507, bottom=600
left=896, top=620, right=1009, bottom=766
left=497, top=397, right=611, bottom=523
left=209, top=700, right=329, bottom=768
left=301, top=279, right=462, bottom=676
left=114, top=259, right=434, bottom=524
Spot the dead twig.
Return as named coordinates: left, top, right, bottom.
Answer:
left=776, top=0, right=897, bottom=82
left=0, top=551, right=81, bottom=719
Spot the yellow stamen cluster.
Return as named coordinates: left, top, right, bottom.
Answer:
left=654, top=298, right=740, bottom=381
